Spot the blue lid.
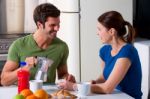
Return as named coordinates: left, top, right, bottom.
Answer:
left=20, top=62, right=27, bottom=67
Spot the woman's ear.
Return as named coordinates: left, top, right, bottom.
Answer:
left=109, top=28, right=116, bottom=36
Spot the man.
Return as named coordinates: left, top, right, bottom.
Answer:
left=1, top=3, right=75, bottom=86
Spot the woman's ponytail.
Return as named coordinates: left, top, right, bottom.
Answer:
left=123, top=21, right=135, bottom=43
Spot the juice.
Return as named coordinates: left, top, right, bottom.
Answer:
left=17, top=62, right=30, bottom=93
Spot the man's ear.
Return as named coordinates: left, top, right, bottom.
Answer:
left=37, top=21, right=43, bottom=29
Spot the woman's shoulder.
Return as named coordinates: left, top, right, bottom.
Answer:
left=100, top=44, right=111, bottom=56
left=119, top=43, right=137, bottom=58
left=122, top=43, right=136, bottom=51
left=101, top=44, right=111, bottom=51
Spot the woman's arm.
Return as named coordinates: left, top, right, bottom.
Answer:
left=91, top=58, right=131, bottom=94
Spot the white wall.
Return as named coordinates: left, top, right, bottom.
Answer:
left=80, top=0, right=133, bottom=81
left=24, top=0, right=38, bottom=33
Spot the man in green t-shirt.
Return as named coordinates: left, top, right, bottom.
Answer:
left=1, top=3, right=76, bottom=86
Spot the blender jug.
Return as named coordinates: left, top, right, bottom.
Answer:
left=35, top=57, right=53, bottom=82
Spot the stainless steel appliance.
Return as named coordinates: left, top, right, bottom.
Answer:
left=0, top=0, right=37, bottom=85
left=0, top=0, right=25, bottom=34
left=0, top=0, right=35, bottom=72
left=0, top=34, right=28, bottom=54
left=0, top=0, right=38, bottom=54
left=0, top=0, right=31, bottom=55
left=0, top=54, right=7, bottom=81
left=0, top=34, right=29, bottom=79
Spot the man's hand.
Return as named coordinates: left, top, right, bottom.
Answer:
left=58, top=80, right=75, bottom=91
left=65, top=74, right=76, bottom=83
left=25, top=57, right=37, bottom=66
left=22, top=57, right=37, bottom=71
left=91, top=80, right=97, bottom=84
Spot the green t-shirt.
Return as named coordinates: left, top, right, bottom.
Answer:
left=8, top=34, right=69, bottom=83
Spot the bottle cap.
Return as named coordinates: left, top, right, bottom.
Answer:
left=20, top=62, right=27, bottom=67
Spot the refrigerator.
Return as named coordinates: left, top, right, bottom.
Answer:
left=45, top=0, right=80, bottom=82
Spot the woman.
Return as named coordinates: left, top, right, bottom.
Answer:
left=59, top=11, right=143, bottom=99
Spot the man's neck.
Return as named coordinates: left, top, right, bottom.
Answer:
left=33, top=32, right=52, bottom=49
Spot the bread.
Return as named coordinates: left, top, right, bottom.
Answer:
left=51, top=89, right=77, bottom=99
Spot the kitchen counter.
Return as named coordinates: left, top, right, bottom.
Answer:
left=0, top=84, right=133, bottom=99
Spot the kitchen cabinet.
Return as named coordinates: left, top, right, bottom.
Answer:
left=134, top=40, right=150, bottom=99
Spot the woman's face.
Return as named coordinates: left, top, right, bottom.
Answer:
left=97, top=22, right=112, bottom=44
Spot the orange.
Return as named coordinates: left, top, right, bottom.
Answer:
left=20, top=89, right=33, bottom=98
left=26, top=94, right=38, bottom=99
left=34, top=89, right=48, bottom=99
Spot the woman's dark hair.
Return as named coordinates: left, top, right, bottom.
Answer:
left=33, top=3, right=60, bottom=28
left=98, top=11, right=135, bottom=43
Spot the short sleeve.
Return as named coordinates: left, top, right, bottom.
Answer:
left=118, top=44, right=135, bottom=62
left=99, top=45, right=110, bottom=61
left=7, top=40, right=20, bottom=62
left=59, top=43, right=69, bottom=65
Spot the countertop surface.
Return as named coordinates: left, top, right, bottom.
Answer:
left=0, top=84, right=134, bottom=99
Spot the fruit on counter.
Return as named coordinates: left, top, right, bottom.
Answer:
left=26, top=94, right=38, bottom=99
left=13, top=94, right=25, bottom=99
left=13, top=89, right=52, bottom=99
left=34, top=89, right=48, bottom=99
left=20, top=89, right=33, bottom=98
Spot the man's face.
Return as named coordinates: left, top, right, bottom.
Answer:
left=38, top=17, right=60, bottom=40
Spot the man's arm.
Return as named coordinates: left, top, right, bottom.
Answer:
left=57, top=64, right=76, bottom=83
left=1, top=60, right=19, bottom=86
left=1, top=57, right=36, bottom=86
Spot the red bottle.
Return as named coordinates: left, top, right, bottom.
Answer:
left=17, top=62, right=30, bottom=93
